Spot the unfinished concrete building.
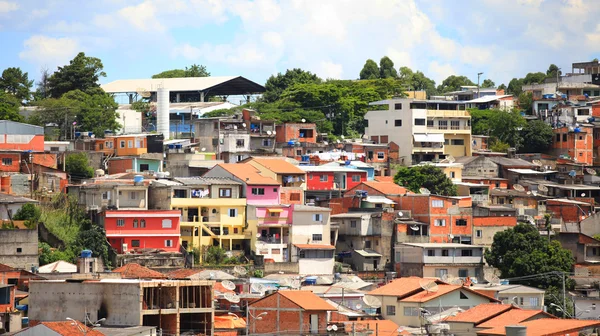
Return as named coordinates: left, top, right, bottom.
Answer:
left=28, top=279, right=214, bottom=336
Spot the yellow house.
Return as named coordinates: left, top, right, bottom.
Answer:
left=149, top=177, right=247, bottom=253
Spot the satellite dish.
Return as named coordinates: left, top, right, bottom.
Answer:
left=410, top=225, right=420, bottom=231
left=582, top=193, right=586, bottom=197
left=301, top=119, right=306, bottom=123
left=201, top=147, right=206, bottom=152
left=273, top=131, right=276, bottom=135
left=419, top=279, right=439, bottom=293
left=449, top=234, right=455, bottom=240
left=484, top=269, right=501, bottom=286
left=538, top=184, right=548, bottom=192
left=362, top=295, right=382, bottom=308
left=355, top=303, right=363, bottom=310
left=336, top=140, right=341, bottom=144
left=532, top=160, right=543, bottom=166
left=442, top=274, right=463, bottom=285
left=233, top=125, right=238, bottom=130
left=447, top=155, right=456, bottom=163
left=242, top=123, right=247, bottom=127
left=267, top=130, right=272, bottom=135
left=396, top=211, right=404, bottom=218
left=234, top=265, right=247, bottom=276
left=512, top=184, right=525, bottom=192
left=569, top=170, right=577, bottom=177
left=209, top=272, right=216, bottom=279
left=331, top=325, right=338, bottom=331
left=256, top=233, right=262, bottom=238
left=291, top=279, right=301, bottom=289
left=222, top=280, right=236, bottom=291
left=587, top=168, right=597, bottom=175
left=280, top=278, right=292, bottom=287
left=224, top=292, right=240, bottom=303
left=419, top=187, right=431, bottom=195
left=251, top=283, right=266, bottom=294
left=341, top=135, right=345, bottom=139
left=327, top=326, right=333, bottom=332
left=323, top=141, right=328, bottom=145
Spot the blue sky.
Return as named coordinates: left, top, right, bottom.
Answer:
left=1, top=0, right=600, bottom=88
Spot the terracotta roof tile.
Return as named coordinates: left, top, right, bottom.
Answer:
left=216, top=163, right=280, bottom=185
left=0, top=263, right=15, bottom=272
left=362, top=181, right=407, bottom=195
left=277, top=290, right=337, bottom=311
left=401, top=284, right=461, bottom=302
left=252, top=158, right=305, bottom=174
left=343, top=320, right=400, bottom=336
left=32, top=321, right=104, bottom=336
left=445, top=304, right=514, bottom=323
left=477, top=318, right=600, bottom=336
left=293, top=244, right=336, bottom=250
left=367, top=277, right=444, bottom=298
left=166, top=268, right=201, bottom=279
left=477, top=309, right=555, bottom=329
left=374, top=176, right=395, bottom=183
left=214, top=315, right=247, bottom=329
left=112, top=263, right=167, bottom=279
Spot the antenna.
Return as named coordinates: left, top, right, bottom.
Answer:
left=538, top=184, right=548, bottom=192
left=355, top=303, right=362, bottom=310
left=291, top=279, right=301, bottom=289
left=512, top=184, right=525, bottom=192
left=224, top=292, right=240, bottom=303
left=267, top=130, right=272, bottom=135
left=419, top=279, right=439, bottom=293
left=419, top=187, right=431, bottom=195
left=532, top=159, right=543, bottom=166
left=587, top=168, right=597, bottom=175
left=201, top=147, right=206, bottom=152
left=234, top=265, right=248, bottom=276
left=242, top=123, right=247, bottom=127
left=362, top=295, right=382, bottom=308
left=569, top=170, right=577, bottom=177
left=410, top=225, right=420, bottom=231
left=221, top=280, right=236, bottom=291
left=396, top=211, right=404, bottom=218
left=251, top=283, right=266, bottom=295
left=301, top=118, right=306, bottom=123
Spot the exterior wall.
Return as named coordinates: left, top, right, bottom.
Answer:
left=247, top=205, right=292, bottom=263
left=280, top=187, right=304, bottom=205
left=245, top=185, right=280, bottom=205
left=422, top=265, right=482, bottom=280
left=221, top=133, right=250, bottom=154
left=461, top=157, right=500, bottom=178
left=73, top=185, right=149, bottom=211
left=306, top=172, right=335, bottom=190
left=0, top=229, right=38, bottom=269
left=0, top=134, right=44, bottom=151
left=108, top=158, right=134, bottom=175
left=112, top=136, right=148, bottom=156
left=275, top=123, right=318, bottom=143
left=298, top=257, right=335, bottom=275
left=104, top=210, right=181, bottom=253
left=0, top=153, right=21, bottom=172
left=472, top=223, right=516, bottom=248
left=552, top=127, right=593, bottom=165
left=346, top=172, right=367, bottom=191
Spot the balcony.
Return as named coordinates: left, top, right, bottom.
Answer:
left=171, top=198, right=246, bottom=207
left=258, top=236, right=289, bottom=245
left=426, top=126, right=471, bottom=134
left=257, top=217, right=290, bottom=226
left=412, top=143, right=444, bottom=153
left=471, top=194, right=489, bottom=203
left=427, top=110, right=470, bottom=118
left=423, top=255, right=483, bottom=264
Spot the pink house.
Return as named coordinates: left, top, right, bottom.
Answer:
left=203, top=163, right=281, bottom=205
left=249, top=204, right=293, bottom=262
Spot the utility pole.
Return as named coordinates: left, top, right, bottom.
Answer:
left=563, top=271, right=567, bottom=319
left=477, top=72, right=484, bottom=98
left=557, top=68, right=562, bottom=93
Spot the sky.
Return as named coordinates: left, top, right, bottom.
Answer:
left=1, top=0, right=600, bottom=88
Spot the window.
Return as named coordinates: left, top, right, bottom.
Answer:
left=410, top=102, right=427, bottom=109
left=461, top=249, right=473, bottom=256
left=1, top=158, right=12, bottom=166
left=133, top=219, right=138, bottom=228
left=296, top=149, right=302, bottom=156
left=380, top=135, right=388, bottom=143
left=273, top=188, right=278, bottom=192
left=262, top=139, right=272, bottom=147
left=236, top=139, right=245, bottom=148
left=350, top=220, right=357, bottom=228
left=438, top=120, right=448, bottom=129
left=455, top=219, right=467, bottom=226
left=529, top=297, right=539, bottom=307
left=290, top=193, right=300, bottom=201
left=319, top=175, right=328, bottom=182
left=451, top=120, right=460, bottom=130
left=435, top=269, right=448, bottom=278
left=120, top=140, right=125, bottom=148
left=351, top=175, right=361, bottom=182
left=394, top=119, right=402, bottom=127
left=427, top=250, right=435, bottom=256
left=476, top=230, right=482, bottom=238
left=441, top=249, right=449, bottom=256
left=427, top=119, right=434, bottom=127
left=173, top=189, right=186, bottom=198
left=16, top=247, right=22, bottom=253
left=130, top=192, right=137, bottom=200
left=460, top=291, right=469, bottom=299
left=312, top=234, right=322, bottom=242
left=386, top=305, right=396, bottom=316
left=434, top=219, right=446, bottom=227
left=394, top=103, right=402, bottom=110
left=556, top=134, right=561, bottom=142
left=365, top=241, right=371, bottom=249
left=106, top=141, right=113, bottom=149
left=563, top=134, right=567, bottom=142
left=229, top=209, right=238, bottom=217
left=450, top=171, right=455, bottom=178
left=139, top=164, right=150, bottom=172
left=377, top=152, right=385, bottom=159
left=117, top=219, right=125, bottom=227
left=431, top=200, right=444, bottom=208
left=414, top=118, right=426, bottom=126
left=128, top=140, right=133, bottom=148
left=140, top=219, right=146, bottom=228
left=165, top=240, right=173, bottom=247
left=403, top=307, right=419, bottom=316
left=251, top=188, right=265, bottom=195
left=313, top=214, right=323, bottom=222
left=102, top=191, right=110, bottom=200
left=162, top=219, right=172, bottom=228
left=131, top=240, right=140, bottom=247
left=219, top=188, right=232, bottom=198
left=451, top=139, right=465, bottom=146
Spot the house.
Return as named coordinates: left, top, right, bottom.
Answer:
left=472, top=135, right=489, bottom=151
left=364, top=98, right=472, bottom=165
left=15, top=321, right=104, bottom=336
left=455, top=182, right=491, bottom=205
left=290, top=205, right=336, bottom=275
left=300, top=165, right=367, bottom=203
left=472, top=205, right=517, bottom=249
left=0, top=121, right=44, bottom=151
left=345, top=180, right=407, bottom=199
left=456, top=156, right=501, bottom=179
left=415, top=162, right=463, bottom=182
left=246, top=204, right=292, bottom=263
left=106, top=133, right=150, bottom=157
left=554, top=232, right=600, bottom=264
left=0, top=193, right=37, bottom=222
left=0, top=284, right=21, bottom=333
left=477, top=318, right=600, bottom=336
left=102, top=210, right=181, bottom=253
left=68, top=180, right=149, bottom=214
left=343, top=142, right=395, bottom=176
left=29, top=279, right=214, bottom=336
left=367, top=277, right=497, bottom=327
left=148, top=177, right=246, bottom=253
left=107, top=157, right=163, bottom=175
left=394, top=243, right=485, bottom=282
left=244, top=158, right=306, bottom=205
left=0, top=263, right=44, bottom=290
left=469, top=284, right=546, bottom=310
left=194, top=117, right=251, bottom=163
left=0, top=225, right=38, bottom=270
left=489, top=188, right=545, bottom=221
left=203, top=163, right=281, bottom=205
left=552, top=125, right=594, bottom=165
left=275, top=122, right=318, bottom=155
left=112, top=263, right=167, bottom=279
left=248, top=290, right=336, bottom=335
left=462, top=177, right=509, bottom=190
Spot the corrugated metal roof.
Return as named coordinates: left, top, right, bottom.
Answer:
left=174, top=177, right=242, bottom=185
left=0, top=120, right=43, bottom=135
left=101, top=76, right=265, bottom=94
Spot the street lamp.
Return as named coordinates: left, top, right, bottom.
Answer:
left=549, top=303, right=589, bottom=318
left=477, top=72, right=484, bottom=98
left=245, top=309, right=268, bottom=335
left=66, top=311, right=105, bottom=335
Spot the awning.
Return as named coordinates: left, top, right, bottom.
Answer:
left=354, top=249, right=382, bottom=257
left=268, top=209, right=283, bottom=213
left=413, top=133, right=445, bottom=143
left=365, top=196, right=396, bottom=204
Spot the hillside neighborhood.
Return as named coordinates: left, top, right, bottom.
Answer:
left=3, top=43, right=600, bottom=335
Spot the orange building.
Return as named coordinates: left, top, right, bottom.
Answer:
left=107, top=134, right=148, bottom=156
left=552, top=126, right=593, bottom=165
left=275, top=122, right=317, bottom=144
left=0, top=121, right=44, bottom=152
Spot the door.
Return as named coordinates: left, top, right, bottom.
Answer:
left=310, top=314, right=318, bottom=334
left=373, top=259, right=378, bottom=270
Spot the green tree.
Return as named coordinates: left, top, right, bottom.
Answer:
left=359, top=59, right=380, bottom=80
left=13, top=203, right=41, bottom=221
left=263, top=68, right=322, bottom=103
left=65, top=152, right=94, bottom=179
left=481, top=79, right=495, bottom=88
left=489, top=139, right=510, bottom=153
left=152, top=69, right=185, bottom=78
left=38, top=242, right=76, bottom=266
left=520, top=120, right=553, bottom=153
left=411, top=70, right=437, bottom=97
left=204, top=246, right=227, bottom=265
left=152, top=64, right=211, bottom=78
left=485, top=223, right=574, bottom=289
left=394, top=165, right=457, bottom=196
left=47, top=52, right=106, bottom=98
left=546, top=64, right=561, bottom=79
left=497, top=83, right=507, bottom=91
left=0, top=91, right=24, bottom=122
left=34, top=68, right=51, bottom=101
left=379, top=56, right=398, bottom=79
left=594, top=234, right=600, bottom=241
left=518, top=91, right=533, bottom=114
left=437, top=75, right=475, bottom=93
left=469, top=108, right=495, bottom=135
left=489, top=109, right=527, bottom=150
left=523, top=72, right=547, bottom=85
left=398, top=66, right=413, bottom=82
left=506, top=78, right=523, bottom=95
left=75, top=220, right=110, bottom=267
left=0, top=67, right=33, bottom=102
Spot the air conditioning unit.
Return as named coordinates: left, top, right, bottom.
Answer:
left=122, top=243, right=128, bottom=252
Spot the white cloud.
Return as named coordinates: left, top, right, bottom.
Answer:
left=19, top=35, right=80, bottom=68
left=261, top=31, right=284, bottom=50
left=428, top=61, right=457, bottom=83
left=386, top=48, right=412, bottom=68
left=0, top=1, right=17, bottom=14
left=315, top=61, right=343, bottom=79
left=45, top=20, right=87, bottom=33
left=524, top=23, right=565, bottom=49
left=118, top=1, right=163, bottom=31
left=30, top=9, right=49, bottom=19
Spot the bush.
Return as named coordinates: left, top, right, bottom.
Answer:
left=65, top=152, right=94, bottom=179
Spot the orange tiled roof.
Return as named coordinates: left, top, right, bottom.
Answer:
left=367, top=277, right=444, bottom=298
left=343, top=320, right=400, bottom=336
left=214, top=282, right=235, bottom=294
left=400, top=284, right=461, bottom=302
left=214, top=315, right=247, bottom=329
left=166, top=268, right=201, bottom=279
left=477, top=309, right=555, bottom=329
left=0, top=263, right=14, bottom=272
left=293, top=244, right=336, bottom=250
left=217, top=163, right=280, bottom=185
left=252, top=158, right=305, bottom=174
left=278, top=290, right=337, bottom=311
left=112, top=263, right=167, bottom=279
left=477, top=318, right=600, bottom=336
left=362, top=181, right=407, bottom=195
left=374, top=176, right=395, bottom=182
left=36, top=321, right=104, bottom=336
left=445, top=303, right=514, bottom=324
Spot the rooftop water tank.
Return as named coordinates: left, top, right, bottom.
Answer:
left=134, top=175, right=144, bottom=184
left=288, top=140, right=295, bottom=146
left=80, top=250, right=92, bottom=258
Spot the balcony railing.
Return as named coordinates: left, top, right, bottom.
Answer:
left=258, top=236, right=289, bottom=244
left=427, top=126, right=471, bottom=131
left=423, top=256, right=483, bottom=264
left=427, top=110, right=470, bottom=118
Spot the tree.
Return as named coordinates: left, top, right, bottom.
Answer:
left=506, top=78, right=523, bottom=95
left=522, top=72, right=547, bottom=85
left=204, top=246, right=227, bottom=265
left=13, top=203, right=41, bottom=221
left=379, top=56, right=398, bottom=79
left=481, top=79, right=495, bottom=88
left=34, top=68, right=51, bottom=101
left=75, top=220, right=110, bottom=267
left=0, top=67, right=33, bottom=102
left=152, top=69, right=186, bottom=78
left=411, top=71, right=437, bottom=97
left=546, top=64, right=561, bottom=79
left=485, top=223, right=574, bottom=289
left=497, top=83, right=507, bottom=91
left=518, top=91, right=533, bottom=114
left=489, top=109, right=527, bottom=150
left=468, top=109, right=495, bottom=135
left=359, top=59, right=380, bottom=80
left=39, top=242, right=76, bottom=266
left=437, top=75, right=475, bottom=93
left=0, top=91, right=24, bottom=122
left=263, top=68, right=322, bottom=103
left=398, top=66, right=413, bottom=82
left=47, top=52, right=106, bottom=98
left=520, top=120, right=553, bottom=153
left=489, top=140, right=510, bottom=153
left=65, top=152, right=94, bottom=179
left=394, top=165, right=457, bottom=196
left=152, top=64, right=211, bottom=78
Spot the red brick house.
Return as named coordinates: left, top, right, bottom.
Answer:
left=102, top=210, right=181, bottom=253
left=249, top=290, right=336, bottom=335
